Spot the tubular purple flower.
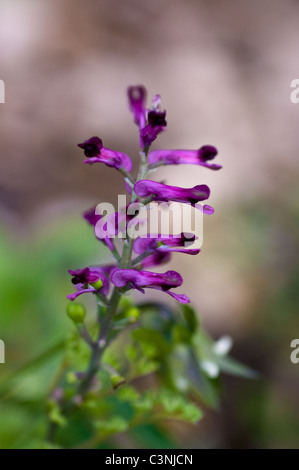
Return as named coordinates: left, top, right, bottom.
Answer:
left=67, top=267, right=110, bottom=300
left=148, top=145, right=222, bottom=170
left=83, top=207, right=116, bottom=251
left=134, top=233, right=200, bottom=255
left=111, top=269, right=190, bottom=303
left=83, top=206, right=102, bottom=227
left=135, top=180, right=211, bottom=206
left=69, top=267, right=101, bottom=285
left=94, top=208, right=141, bottom=242
left=78, top=136, right=103, bottom=157
left=128, top=85, right=147, bottom=129
left=139, top=110, right=167, bottom=148
left=78, top=136, right=132, bottom=172
left=139, top=251, right=171, bottom=268
left=94, top=212, right=125, bottom=239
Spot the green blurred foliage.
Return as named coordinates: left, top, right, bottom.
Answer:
left=0, top=216, right=250, bottom=449
left=0, top=216, right=105, bottom=448
left=1, top=198, right=298, bottom=449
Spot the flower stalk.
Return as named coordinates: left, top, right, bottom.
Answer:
left=47, top=85, right=221, bottom=445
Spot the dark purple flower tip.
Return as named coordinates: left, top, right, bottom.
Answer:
left=128, top=85, right=147, bottom=129
left=68, top=267, right=100, bottom=285
left=83, top=207, right=102, bottom=227
left=198, top=145, right=218, bottom=161
left=111, top=268, right=189, bottom=303
left=67, top=267, right=110, bottom=300
left=78, top=137, right=103, bottom=157
left=148, top=110, right=167, bottom=127
left=78, top=136, right=133, bottom=172
left=139, top=111, right=167, bottom=148
left=134, top=180, right=210, bottom=205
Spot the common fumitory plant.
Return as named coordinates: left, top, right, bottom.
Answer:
left=46, top=86, right=252, bottom=449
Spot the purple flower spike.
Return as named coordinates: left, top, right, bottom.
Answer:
left=111, top=269, right=189, bottom=303
left=134, top=233, right=200, bottom=256
left=140, top=110, right=167, bottom=148
left=78, top=137, right=132, bottom=172
left=148, top=145, right=222, bottom=170
left=67, top=267, right=109, bottom=300
left=128, top=86, right=147, bottom=129
left=134, top=180, right=210, bottom=206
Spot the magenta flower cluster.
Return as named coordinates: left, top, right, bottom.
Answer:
left=68, top=86, right=221, bottom=305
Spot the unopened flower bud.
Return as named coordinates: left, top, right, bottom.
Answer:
left=66, top=372, right=78, bottom=384
left=111, top=375, right=125, bottom=389
left=90, top=279, right=104, bottom=290
left=126, top=307, right=140, bottom=323
left=66, top=302, right=86, bottom=324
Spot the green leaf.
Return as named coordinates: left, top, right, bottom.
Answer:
left=131, top=328, right=171, bottom=355
left=157, top=390, right=203, bottom=424
left=117, top=386, right=140, bottom=403
left=95, top=416, right=128, bottom=434
left=158, top=344, right=219, bottom=407
left=185, top=348, right=220, bottom=407
left=194, top=331, right=257, bottom=379
left=216, top=355, right=258, bottom=379
left=182, top=304, right=198, bottom=333
left=48, top=401, right=67, bottom=427
left=134, top=392, right=155, bottom=413
left=0, top=340, right=65, bottom=389
left=172, top=324, right=192, bottom=345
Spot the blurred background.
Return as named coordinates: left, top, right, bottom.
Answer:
left=0, top=0, right=299, bottom=448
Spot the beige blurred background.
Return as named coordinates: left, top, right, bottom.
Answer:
left=1, top=0, right=299, bottom=448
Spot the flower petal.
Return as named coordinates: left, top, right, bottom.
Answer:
left=84, top=147, right=132, bottom=172
left=148, top=145, right=221, bottom=170
left=83, top=206, right=102, bottom=227
left=134, top=180, right=210, bottom=205
left=68, top=267, right=110, bottom=297
left=139, top=110, right=167, bottom=148
left=111, top=269, right=182, bottom=290
left=140, top=251, right=171, bottom=268
left=128, top=85, right=147, bottom=129
left=78, top=137, right=103, bottom=157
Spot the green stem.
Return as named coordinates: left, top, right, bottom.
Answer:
left=47, top=147, right=150, bottom=445
left=131, top=250, right=152, bottom=266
